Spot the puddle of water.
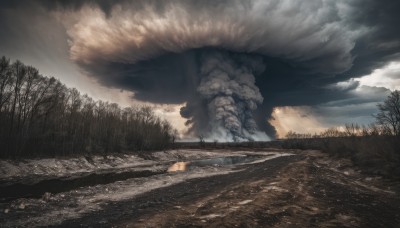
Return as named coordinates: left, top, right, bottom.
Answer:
left=168, top=155, right=264, bottom=173
left=167, top=162, right=190, bottom=172
left=1, top=155, right=268, bottom=201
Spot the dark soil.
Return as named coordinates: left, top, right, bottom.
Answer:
left=52, top=151, right=400, bottom=227
left=0, top=169, right=164, bottom=203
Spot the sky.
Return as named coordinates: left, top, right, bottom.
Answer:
left=0, top=0, right=399, bottom=140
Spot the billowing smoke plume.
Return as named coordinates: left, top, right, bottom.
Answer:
left=1, top=0, right=399, bottom=139
left=181, top=50, right=268, bottom=141
left=6, top=0, right=395, bottom=140
left=53, top=0, right=362, bottom=141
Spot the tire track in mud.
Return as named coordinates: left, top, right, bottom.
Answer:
left=58, top=151, right=400, bottom=228
left=54, top=155, right=303, bottom=227
left=125, top=153, right=400, bottom=228
left=4, top=150, right=400, bottom=227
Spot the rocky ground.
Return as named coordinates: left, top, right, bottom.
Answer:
left=1, top=149, right=399, bottom=227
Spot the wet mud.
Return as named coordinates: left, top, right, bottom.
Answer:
left=0, top=170, right=165, bottom=203
left=1, top=150, right=399, bottom=227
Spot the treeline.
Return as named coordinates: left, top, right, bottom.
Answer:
left=282, top=91, right=400, bottom=177
left=0, top=56, right=176, bottom=158
left=285, top=123, right=393, bottom=139
left=283, top=130, right=400, bottom=177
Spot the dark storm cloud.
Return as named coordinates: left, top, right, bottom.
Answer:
left=55, top=0, right=362, bottom=139
left=1, top=0, right=399, bottom=139
left=330, top=0, right=400, bottom=81
left=64, top=0, right=358, bottom=74
left=77, top=51, right=199, bottom=104
left=251, top=0, right=400, bottom=136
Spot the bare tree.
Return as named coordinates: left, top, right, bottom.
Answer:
left=0, top=56, right=177, bottom=158
left=375, top=90, right=400, bottom=136
left=0, top=57, right=13, bottom=113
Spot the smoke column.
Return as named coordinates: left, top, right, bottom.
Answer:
left=181, top=50, right=269, bottom=141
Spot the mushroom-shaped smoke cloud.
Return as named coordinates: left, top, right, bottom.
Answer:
left=57, top=0, right=363, bottom=141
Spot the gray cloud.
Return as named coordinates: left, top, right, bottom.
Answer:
left=56, top=0, right=363, bottom=140
left=63, top=0, right=359, bottom=74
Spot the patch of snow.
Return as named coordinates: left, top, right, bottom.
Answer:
left=0, top=150, right=290, bottom=182
left=263, top=186, right=288, bottom=192
left=152, top=149, right=235, bottom=161
left=0, top=154, right=155, bottom=181
left=1, top=149, right=297, bottom=226
left=199, top=213, right=224, bottom=219
left=247, top=153, right=294, bottom=165
left=3, top=166, right=242, bottom=227
left=237, top=199, right=253, bottom=205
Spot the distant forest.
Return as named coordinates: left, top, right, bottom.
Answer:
left=0, top=56, right=177, bottom=158
left=282, top=90, right=400, bottom=177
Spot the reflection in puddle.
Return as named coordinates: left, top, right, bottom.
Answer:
left=168, top=156, right=263, bottom=173
left=167, top=162, right=190, bottom=172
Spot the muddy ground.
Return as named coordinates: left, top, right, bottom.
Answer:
left=1, top=149, right=400, bottom=227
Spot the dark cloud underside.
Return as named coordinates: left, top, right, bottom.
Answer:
left=0, top=0, right=399, bottom=138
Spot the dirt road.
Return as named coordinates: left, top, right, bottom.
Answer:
left=59, top=151, right=400, bottom=227
left=1, top=150, right=400, bottom=227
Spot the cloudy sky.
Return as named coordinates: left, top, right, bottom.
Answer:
left=0, top=0, right=399, bottom=140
